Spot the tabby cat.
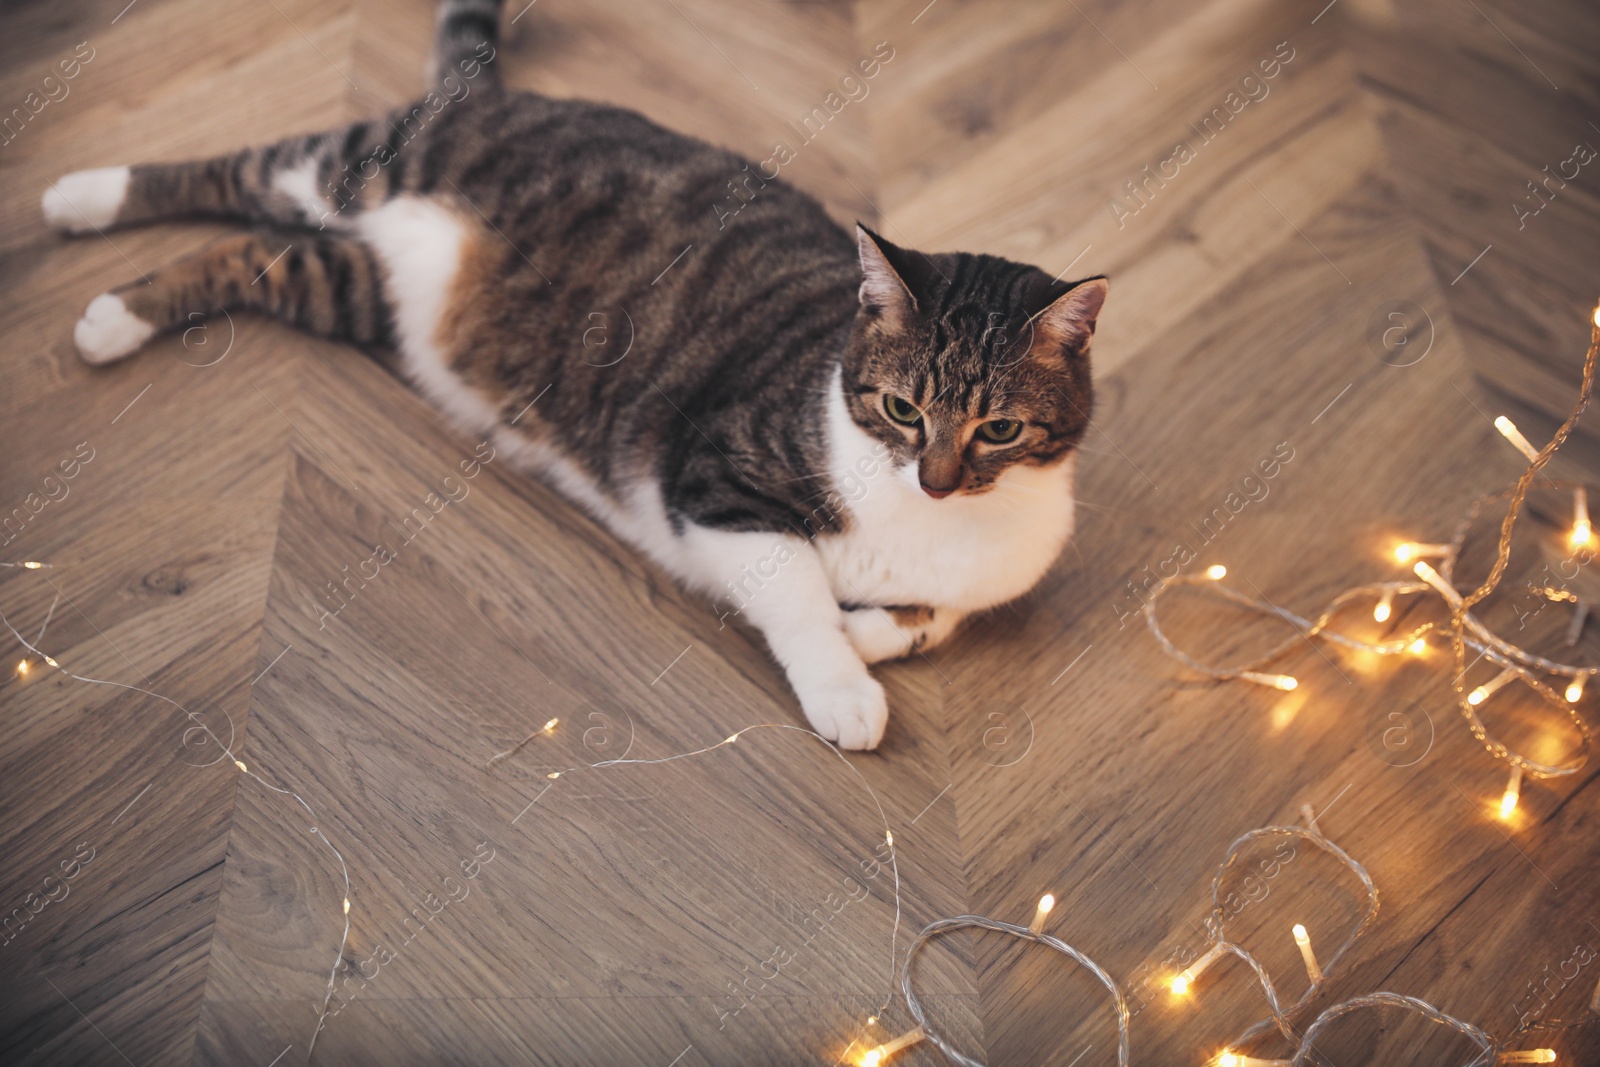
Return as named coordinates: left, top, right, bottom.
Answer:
left=42, top=0, right=1106, bottom=750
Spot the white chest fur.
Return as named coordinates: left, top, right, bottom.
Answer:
left=814, top=368, right=1076, bottom=612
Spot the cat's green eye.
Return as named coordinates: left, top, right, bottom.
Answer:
left=978, top=418, right=1022, bottom=444
left=883, top=395, right=922, bottom=426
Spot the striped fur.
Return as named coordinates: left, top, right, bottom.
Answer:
left=43, top=0, right=1108, bottom=749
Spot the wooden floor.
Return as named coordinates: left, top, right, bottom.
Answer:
left=2, top=0, right=1599, bottom=1064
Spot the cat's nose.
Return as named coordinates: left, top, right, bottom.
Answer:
left=921, top=484, right=954, bottom=499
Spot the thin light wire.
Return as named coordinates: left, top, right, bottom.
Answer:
left=512, top=721, right=906, bottom=1018
left=0, top=595, right=353, bottom=1056
left=1209, top=823, right=1378, bottom=1051
left=899, top=914, right=1131, bottom=1067
left=1287, top=992, right=1496, bottom=1066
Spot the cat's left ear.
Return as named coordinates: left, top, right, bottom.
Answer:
left=1033, top=276, right=1108, bottom=355
left=855, top=224, right=919, bottom=329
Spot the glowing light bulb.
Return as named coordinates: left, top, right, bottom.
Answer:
left=1394, top=542, right=1451, bottom=564
left=1216, top=1054, right=1290, bottom=1067
left=543, top=718, right=559, bottom=732
left=1412, top=561, right=1463, bottom=608
left=1029, top=893, right=1055, bottom=933
left=1500, top=765, right=1523, bottom=820
left=1498, top=1051, right=1556, bottom=1064
left=234, top=760, right=247, bottom=773
left=43, top=655, right=59, bottom=668
left=1205, top=564, right=1227, bottom=580
left=1571, top=487, right=1593, bottom=549
left=1494, top=416, right=1542, bottom=462
left=1240, top=671, right=1297, bottom=691
left=1408, top=637, right=1428, bottom=655
left=725, top=734, right=739, bottom=744
left=866, top=1016, right=877, bottom=1026
left=1291, top=923, right=1323, bottom=983
left=16, top=660, right=28, bottom=676
left=1374, top=589, right=1394, bottom=623
left=1567, top=676, right=1586, bottom=703
left=1468, top=668, right=1517, bottom=706
left=343, top=898, right=351, bottom=914
left=885, top=830, right=893, bottom=847
left=23, top=561, right=43, bottom=569
left=547, top=771, right=561, bottom=779
left=1172, top=943, right=1226, bottom=997
left=863, top=1027, right=924, bottom=1065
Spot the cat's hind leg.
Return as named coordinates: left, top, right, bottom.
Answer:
left=43, top=120, right=405, bottom=235
left=74, top=231, right=393, bottom=364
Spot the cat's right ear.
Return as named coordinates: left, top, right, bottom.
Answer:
left=856, top=224, right=918, bottom=330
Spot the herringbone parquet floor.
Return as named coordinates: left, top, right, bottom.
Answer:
left=2, top=0, right=1597, bottom=1064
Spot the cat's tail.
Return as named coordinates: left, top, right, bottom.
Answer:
left=431, top=0, right=505, bottom=90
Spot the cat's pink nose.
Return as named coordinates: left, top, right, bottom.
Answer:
left=921, top=484, right=954, bottom=499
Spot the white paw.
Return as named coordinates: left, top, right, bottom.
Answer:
left=843, top=608, right=916, bottom=665
left=75, top=293, right=154, bottom=364
left=795, top=668, right=889, bottom=751
left=43, top=166, right=130, bottom=233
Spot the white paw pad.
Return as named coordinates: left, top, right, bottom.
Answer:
left=43, top=166, right=130, bottom=233
left=798, top=671, right=889, bottom=751
left=75, top=293, right=154, bottom=364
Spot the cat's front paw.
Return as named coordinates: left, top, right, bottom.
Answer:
left=794, top=668, right=888, bottom=751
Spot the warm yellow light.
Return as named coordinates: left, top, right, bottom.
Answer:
left=862, top=1027, right=924, bottom=1065
left=1030, top=893, right=1055, bottom=933
left=1567, top=676, right=1586, bottom=703
left=1291, top=923, right=1323, bottom=983
left=1499, top=1051, right=1556, bottom=1064
left=1218, top=1055, right=1240, bottom=1067
left=1392, top=541, right=1449, bottom=563
left=234, top=759, right=247, bottom=773
left=1373, top=589, right=1393, bottom=623
left=885, top=830, right=893, bottom=847
left=1593, top=304, right=1600, bottom=329
left=1469, top=668, right=1516, bottom=707
left=543, top=717, right=559, bottom=732
left=866, top=1016, right=877, bottom=1026
left=1170, top=974, right=1191, bottom=996
left=1408, top=637, right=1428, bottom=655
left=1494, top=416, right=1541, bottom=462
left=23, top=561, right=43, bottom=569
left=1500, top=765, right=1523, bottom=820
left=1240, top=671, right=1297, bottom=691
left=43, top=655, right=59, bottom=668
left=725, top=734, right=739, bottom=744
left=343, top=898, right=351, bottom=914
left=546, top=771, right=561, bottom=779
left=1205, top=564, right=1227, bottom=580
left=16, top=660, right=28, bottom=676
left=1571, top=487, right=1592, bottom=549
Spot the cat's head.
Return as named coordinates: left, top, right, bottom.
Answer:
left=843, top=224, right=1104, bottom=499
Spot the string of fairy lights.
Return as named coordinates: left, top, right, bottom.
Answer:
left=1146, top=304, right=1600, bottom=822
left=0, top=573, right=353, bottom=1054
left=4, top=305, right=1598, bottom=1064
